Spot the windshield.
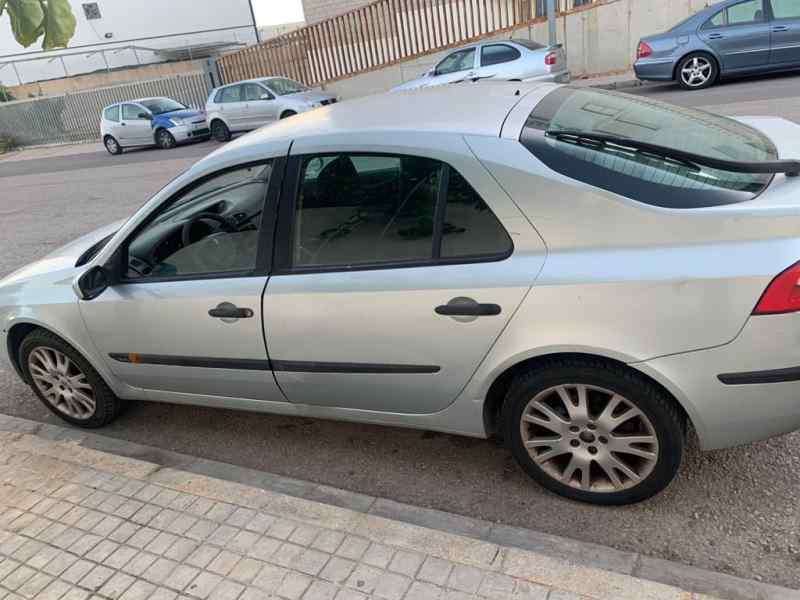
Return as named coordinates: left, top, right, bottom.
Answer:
left=262, top=77, right=310, bottom=96
left=140, top=98, right=186, bottom=115
left=521, top=86, right=777, bottom=208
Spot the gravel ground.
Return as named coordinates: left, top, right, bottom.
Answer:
left=2, top=85, right=800, bottom=589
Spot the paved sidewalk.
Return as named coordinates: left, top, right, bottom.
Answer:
left=0, top=430, right=721, bottom=600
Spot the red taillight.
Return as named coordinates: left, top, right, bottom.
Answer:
left=753, top=261, right=800, bottom=314
left=637, top=41, right=653, bottom=60
left=544, top=51, right=557, bottom=66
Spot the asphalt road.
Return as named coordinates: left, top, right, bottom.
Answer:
left=2, top=75, right=800, bottom=589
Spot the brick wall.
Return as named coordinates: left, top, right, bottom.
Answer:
left=301, top=0, right=373, bottom=24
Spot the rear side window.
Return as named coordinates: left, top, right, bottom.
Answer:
left=704, top=0, right=765, bottom=26
left=520, top=86, right=778, bottom=208
left=103, top=105, right=120, bottom=122
left=288, top=154, right=511, bottom=270
left=481, top=44, right=522, bottom=67
left=217, top=86, right=242, bottom=103
left=771, top=0, right=800, bottom=18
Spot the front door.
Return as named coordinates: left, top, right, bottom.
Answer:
left=700, top=0, right=771, bottom=70
left=120, top=104, right=153, bottom=145
left=769, top=0, right=800, bottom=65
left=81, top=160, right=286, bottom=403
left=428, top=47, right=479, bottom=86
left=243, top=83, right=279, bottom=129
left=264, top=147, right=545, bottom=414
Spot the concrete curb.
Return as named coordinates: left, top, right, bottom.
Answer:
left=1, top=413, right=796, bottom=600
left=582, top=78, right=647, bottom=91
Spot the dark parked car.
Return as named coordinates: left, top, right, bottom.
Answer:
left=634, top=0, right=800, bottom=90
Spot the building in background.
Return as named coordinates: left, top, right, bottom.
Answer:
left=0, top=0, right=259, bottom=87
left=302, top=0, right=372, bottom=25
left=259, top=21, right=306, bottom=41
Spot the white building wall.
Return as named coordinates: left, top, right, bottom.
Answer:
left=302, top=0, right=373, bottom=25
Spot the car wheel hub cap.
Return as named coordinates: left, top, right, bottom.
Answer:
left=28, top=347, right=96, bottom=420
left=520, top=384, right=659, bottom=493
left=681, top=58, right=711, bottom=86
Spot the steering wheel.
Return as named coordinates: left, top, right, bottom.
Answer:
left=181, top=212, right=237, bottom=248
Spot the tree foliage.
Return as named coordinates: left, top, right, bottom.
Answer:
left=0, top=0, right=77, bottom=50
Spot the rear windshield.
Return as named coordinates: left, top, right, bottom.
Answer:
left=521, top=87, right=778, bottom=208
left=512, top=38, right=545, bottom=51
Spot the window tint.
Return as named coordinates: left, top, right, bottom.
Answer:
left=441, top=169, right=512, bottom=258
left=511, top=38, right=545, bottom=50
left=244, top=84, right=268, bottom=101
left=219, top=86, right=242, bottom=103
left=706, top=9, right=726, bottom=27
left=126, top=163, right=271, bottom=279
left=481, top=44, right=522, bottom=67
left=521, top=86, right=778, bottom=208
left=122, top=104, right=146, bottom=120
left=435, top=48, right=476, bottom=75
left=103, top=105, right=120, bottom=122
left=771, top=0, right=800, bottom=18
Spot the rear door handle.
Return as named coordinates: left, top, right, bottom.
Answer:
left=707, top=33, right=724, bottom=39
left=436, top=297, right=502, bottom=317
left=209, top=302, right=254, bottom=320
left=773, top=25, right=790, bottom=32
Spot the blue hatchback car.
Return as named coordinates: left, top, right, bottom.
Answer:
left=634, top=0, right=800, bottom=90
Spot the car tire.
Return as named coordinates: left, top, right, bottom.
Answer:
left=211, top=120, right=231, bottom=142
left=104, top=135, right=122, bottom=155
left=503, top=357, right=684, bottom=505
left=676, top=53, right=718, bottom=90
left=156, top=129, right=177, bottom=150
left=19, top=329, right=124, bottom=429
left=280, top=110, right=297, bottom=120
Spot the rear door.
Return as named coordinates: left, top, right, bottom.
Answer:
left=769, top=0, right=800, bottom=65
left=477, top=43, right=524, bottom=80
left=120, top=104, right=153, bottom=145
left=263, top=140, right=545, bottom=414
left=243, top=83, right=279, bottom=129
left=219, top=85, right=248, bottom=131
left=700, top=0, right=771, bottom=70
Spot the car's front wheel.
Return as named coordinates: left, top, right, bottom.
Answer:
left=504, top=358, right=684, bottom=505
left=157, top=129, right=177, bottom=150
left=20, top=329, right=124, bottom=429
left=676, top=53, right=718, bottom=90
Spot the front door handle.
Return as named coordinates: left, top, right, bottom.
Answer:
left=773, top=25, right=790, bottom=32
left=209, top=302, right=254, bottom=320
left=707, top=33, right=724, bottom=39
left=436, top=297, right=502, bottom=317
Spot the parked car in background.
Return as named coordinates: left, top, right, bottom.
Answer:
left=5, top=83, right=800, bottom=505
left=101, top=97, right=209, bottom=155
left=635, top=0, right=800, bottom=90
left=392, top=39, right=569, bottom=91
left=205, top=77, right=338, bottom=142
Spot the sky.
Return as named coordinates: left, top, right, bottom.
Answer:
left=253, top=0, right=306, bottom=26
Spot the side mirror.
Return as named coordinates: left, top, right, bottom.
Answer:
left=138, top=112, right=151, bottom=120
left=260, top=93, right=274, bottom=101
left=73, top=266, right=110, bottom=301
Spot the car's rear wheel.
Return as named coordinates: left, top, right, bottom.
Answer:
left=20, top=329, right=123, bottom=429
left=104, top=135, right=122, bottom=155
left=676, top=53, right=718, bottom=90
left=280, top=110, right=297, bottom=120
left=157, top=129, right=177, bottom=149
left=504, top=357, right=684, bottom=505
left=211, top=120, right=231, bottom=142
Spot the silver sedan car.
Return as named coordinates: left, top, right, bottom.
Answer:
left=393, top=39, right=569, bottom=91
left=3, top=83, right=800, bottom=505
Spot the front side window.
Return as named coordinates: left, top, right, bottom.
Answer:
left=771, top=0, right=800, bottom=19
left=521, top=86, right=778, bottom=208
left=262, top=77, right=310, bottom=96
left=435, top=48, right=476, bottom=75
left=481, top=44, right=522, bottom=67
left=125, top=163, right=271, bottom=279
left=122, top=104, right=146, bottom=121
left=103, top=105, right=120, bottom=122
left=244, top=83, right=270, bottom=101
left=290, top=154, right=510, bottom=270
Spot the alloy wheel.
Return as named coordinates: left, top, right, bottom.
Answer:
left=680, top=57, right=712, bottom=88
left=520, top=384, right=659, bottom=493
left=158, top=130, right=176, bottom=149
left=27, top=347, right=96, bottom=420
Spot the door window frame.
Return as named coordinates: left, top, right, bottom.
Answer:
left=109, top=157, right=287, bottom=285
left=122, top=103, right=149, bottom=121
left=768, top=0, right=800, bottom=20
left=272, top=152, right=514, bottom=276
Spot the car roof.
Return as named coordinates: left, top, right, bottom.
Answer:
left=218, top=77, right=291, bottom=88
left=196, top=82, right=551, bottom=169
left=102, top=97, right=170, bottom=110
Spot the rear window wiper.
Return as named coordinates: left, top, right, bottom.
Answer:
left=545, top=130, right=800, bottom=177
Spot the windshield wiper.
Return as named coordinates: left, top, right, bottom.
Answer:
left=545, top=130, right=800, bottom=177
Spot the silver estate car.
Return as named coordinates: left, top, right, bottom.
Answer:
left=206, top=77, right=338, bottom=142
left=635, top=0, right=800, bottom=90
left=3, top=83, right=800, bottom=505
left=393, top=39, right=569, bottom=91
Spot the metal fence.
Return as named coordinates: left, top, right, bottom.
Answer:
left=218, top=0, right=599, bottom=85
left=0, top=72, right=213, bottom=147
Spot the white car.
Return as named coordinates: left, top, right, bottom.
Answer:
left=393, top=39, right=570, bottom=91
left=205, top=77, right=338, bottom=142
